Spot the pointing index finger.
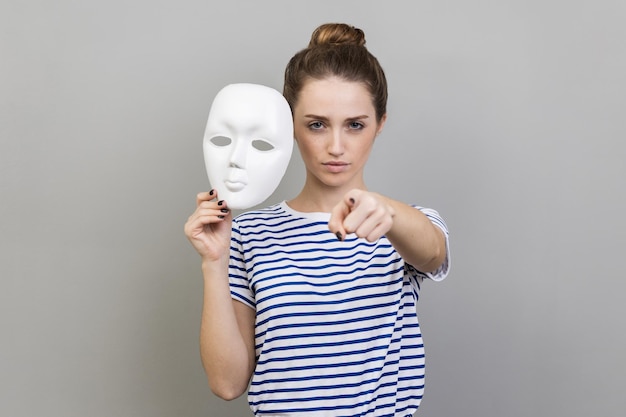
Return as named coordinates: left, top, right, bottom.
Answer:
left=329, top=199, right=351, bottom=241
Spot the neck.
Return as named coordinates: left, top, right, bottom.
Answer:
left=288, top=177, right=367, bottom=213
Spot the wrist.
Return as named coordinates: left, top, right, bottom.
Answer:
left=201, top=255, right=230, bottom=276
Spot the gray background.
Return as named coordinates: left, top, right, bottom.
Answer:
left=2, top=1, right=625, bottom=416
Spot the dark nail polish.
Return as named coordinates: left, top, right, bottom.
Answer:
left=335, top=231, right=343, bottom=241
left=209, top=189, right=215, bottom=196
left=349, top=198, right=355, bottom=205
left=220, top=208, right=229, bottom=213
left=217, top=215, right=225, bottom=219
left=218, top=200, right=224, bottom=206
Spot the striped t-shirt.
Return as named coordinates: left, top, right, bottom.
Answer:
left=229, top=201, right=450, bottom=416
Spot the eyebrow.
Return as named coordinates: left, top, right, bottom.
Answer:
left=303, top=114, right=370, bottom=121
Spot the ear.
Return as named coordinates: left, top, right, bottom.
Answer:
left=376, top=114, right=387, bottom=136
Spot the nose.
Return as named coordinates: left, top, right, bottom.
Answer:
left=229, top=139, right=248, bottom=169
left=327, top=129, right=345, bottom=156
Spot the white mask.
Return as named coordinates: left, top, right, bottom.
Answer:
left=203, top=83, right=294, bottom=209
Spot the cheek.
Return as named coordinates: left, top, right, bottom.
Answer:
left=293, top=126, right=306, bottom=144
left=293, top=132, right=314, bottom=154
left=354, top=139, right=375, bottom=161
left=296, top=141, right=321, bottom=163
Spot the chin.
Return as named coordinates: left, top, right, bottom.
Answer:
left=318, top=174, right=355, bottom=189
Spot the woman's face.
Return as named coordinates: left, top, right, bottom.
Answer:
left=292, top=77, right=386, bottom=190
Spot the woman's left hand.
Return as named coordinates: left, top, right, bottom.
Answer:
left=329, top=189, right=395, bottom=242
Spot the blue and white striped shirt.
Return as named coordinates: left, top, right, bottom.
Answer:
left=229, top=201, right=450, bottom=416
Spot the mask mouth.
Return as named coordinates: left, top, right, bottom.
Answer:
left=224, top=180, right=247, bottom=192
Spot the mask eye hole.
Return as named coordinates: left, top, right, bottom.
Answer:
left=210, top=136, right=232, bottom=147
left=252, top=139, right=274, bottom=152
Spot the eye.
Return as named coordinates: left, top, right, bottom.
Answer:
left=308, top=121, right=325, bottom=130
left=252, top=139, right=275, bottom=152
left=210, top=136, right=232, bottom=147
left=348, top=121, right=364, bottom=130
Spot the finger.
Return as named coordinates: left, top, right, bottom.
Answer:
left=328, top=200, right=351, bottom=241
left=358, top=216, right=393, bottom=242
left=185, top=207, right=230, bottom=237
left=197, top=193, right=230, bottom=212
left=189, top=201, right=230, bottom=224
left=342, top=200, right=373, bottom=235
left=197, top=203, right=230, bottom=220
left=196, top=189, right=218, bottom=206
left=216, top=198, right=229, bottom=210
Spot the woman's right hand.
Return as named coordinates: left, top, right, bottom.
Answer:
left=184, top=190, right=232, bottom=262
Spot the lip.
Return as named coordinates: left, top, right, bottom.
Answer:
left=323, top=161, right=350, bottom=173
left=224, top=180, right=247, bottom=192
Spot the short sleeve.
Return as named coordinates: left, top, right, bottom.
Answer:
left=228, top=222, right=256, bottom=309
left=414, top=206, right=451, bottom=282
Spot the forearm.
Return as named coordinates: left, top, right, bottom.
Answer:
left=383, top=197, right=447, bottom=273
left=199, top=259, right=255, bottom=400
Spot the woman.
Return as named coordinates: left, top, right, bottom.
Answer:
left=185, top=23, right=450, bottom=416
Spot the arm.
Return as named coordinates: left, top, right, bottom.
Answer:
left=381, top=196, right=446, bottom=272
left=328, top=189, right=447, bottom=273
left=199, top=260, right=256, bottom=400
left=184, top=191, right=256, bottom=399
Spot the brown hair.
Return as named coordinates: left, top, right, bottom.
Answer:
left=283, top=23, right=388, bottom=122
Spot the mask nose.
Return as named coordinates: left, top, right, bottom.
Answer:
left=229, top=139, right=248, bottom=169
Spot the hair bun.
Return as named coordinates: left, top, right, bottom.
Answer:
left=308, top=23, right=366, bottom=47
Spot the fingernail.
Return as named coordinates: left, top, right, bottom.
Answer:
left=218, top=215, right=225, bottom=219
left=335, top=231, right=343, bottom=241
left=220, top=208, right=229, bottom=213
left=218, top=200, right=224, bottom=206
left=209, top=189, right=215, bottom=196
left=349, top=198, right=355, bottom=205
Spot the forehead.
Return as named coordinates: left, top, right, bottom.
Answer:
left=295, top=78, right=374, bottom=115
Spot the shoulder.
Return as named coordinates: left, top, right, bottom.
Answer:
left=232, top=202, right=298, bottom=236
left=233, top=202, right=286, bottom=223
